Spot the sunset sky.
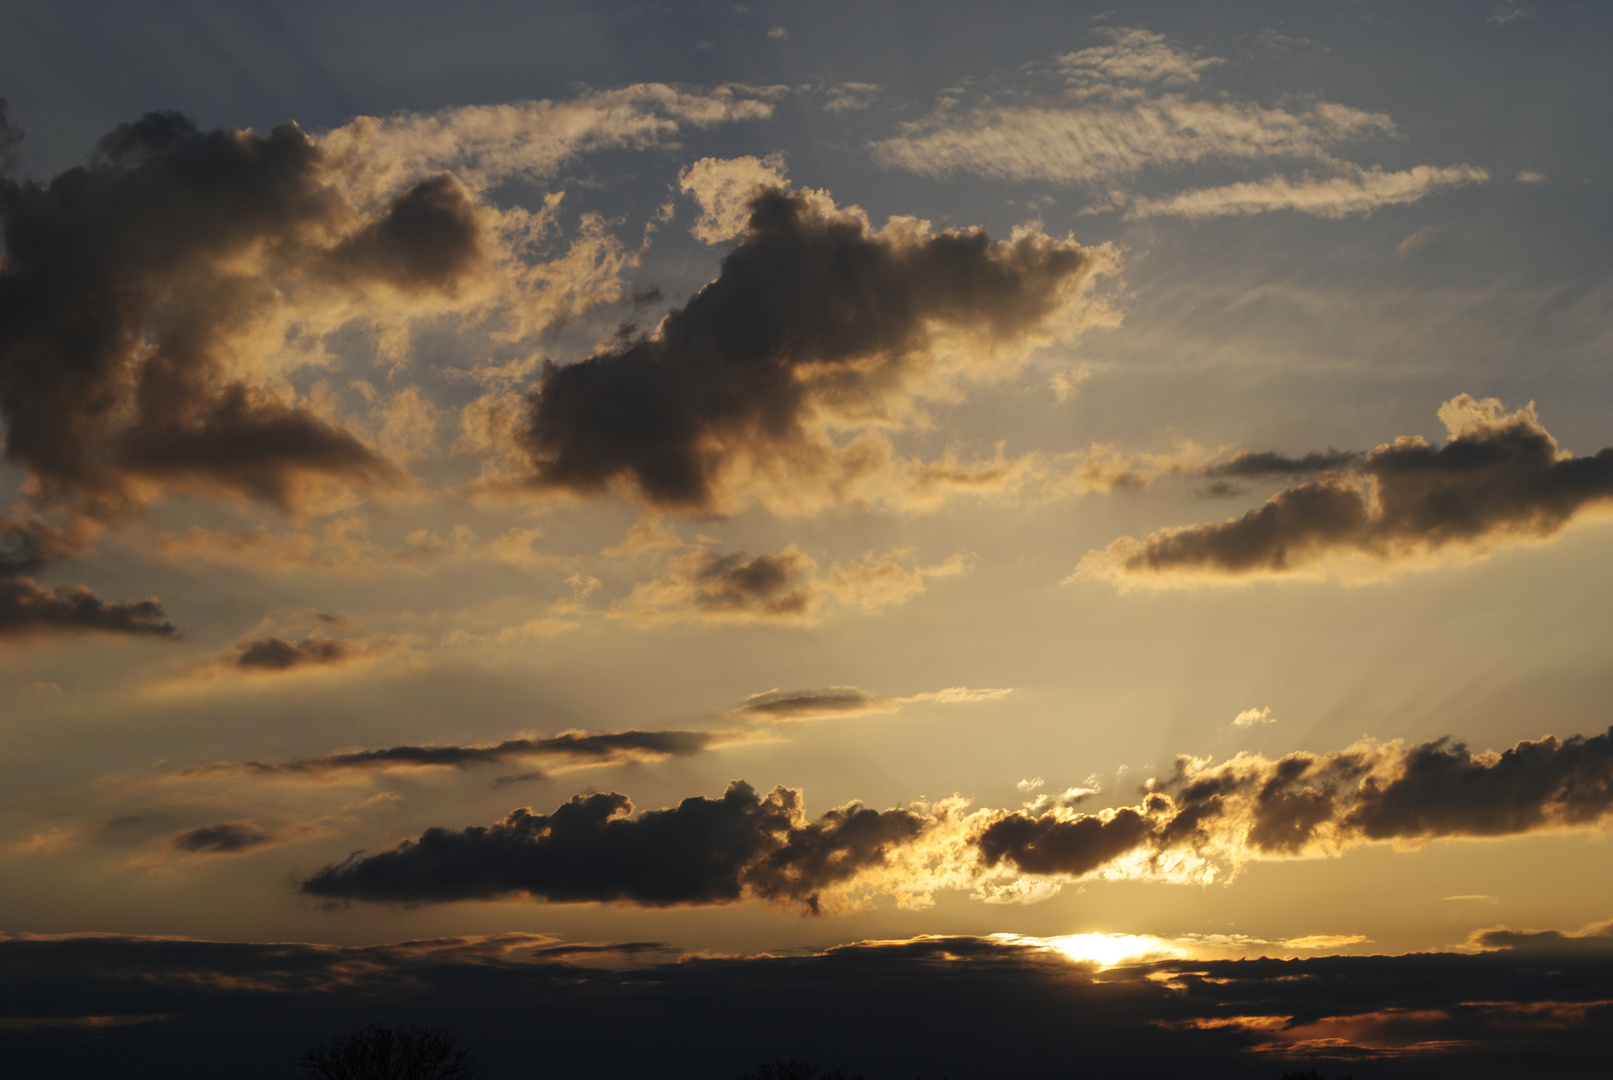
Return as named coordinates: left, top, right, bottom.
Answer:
left=2, top=2, right=1612, bottom=1076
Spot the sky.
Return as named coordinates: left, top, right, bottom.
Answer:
left=2, top=1, right=1612, bottom=1076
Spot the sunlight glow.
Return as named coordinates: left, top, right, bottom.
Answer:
left=993, top=932, right=1189, bottom=968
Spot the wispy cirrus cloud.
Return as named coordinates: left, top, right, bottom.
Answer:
left=183, top=728, right=733, bottom=783
left=734, top=685, right=1011, bottom=722
left=870, top=26, right=1486, bottom=220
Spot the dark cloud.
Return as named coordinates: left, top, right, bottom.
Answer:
left=169, top=821, right=282, bottom=855
left=0, top=514, right=78, bottom=578
left=978, top=726, right=1613, bottom=880
left=0, top=111, right=490, bottom=517
left=1204, top=448, right=1363, bottom=479
left=1, top=931, right=1608, bottom=1079
left=235, top=635, right=349, bottom=671
left=1085, top=396, right=1613, bottom=579
left=0, top=579, right=175, bottom=639
left=1469, top=918, right=1613, bottom=954
left=518, top=186, right=1101, bottom=512
left=0, top=514, right=175, bottom=639
left=300, top=780, right=930, bottom=910
left=293, top=726, right=1613, bottom=907
left=192, top=729, right=720, bottom=778
left=736, top=688, right=878, bottom=721
left=686, top=548, right=814, bottom=616
left=976, top=806, right=1154, bottom=876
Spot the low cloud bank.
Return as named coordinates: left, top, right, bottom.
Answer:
left=1, top=932, right=1608, bottom=1079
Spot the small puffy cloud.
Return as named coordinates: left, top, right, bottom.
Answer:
left=1487, top=2, right=1539, bottom=26
left=168, top=820, right=317, bottom=856
left=1231, top=707, right=1274, bottom=728
left=613, top=541, right=973, bottom=626
left=1078, top=395, right=1613, bottom=585
left=1058, top=27, right=1221, bottom=87
left=823, top=83, right=882, bottom=113
left=678, top=155, right=790, bottom=244
left=234, top=635, right=353, bottom=672
left=1517, top=170, right=1546, bottom=183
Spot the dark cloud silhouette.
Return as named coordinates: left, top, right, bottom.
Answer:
left=234, top=635, right=349, bottom=671
left=736, top=688, right=878, bottom=721
left=682, top=548, right=814, bottom=616
left=1, top=931, right=1608, bottom=1080
left=976, top=806, right=1154, bottom=876
left=169, top=821, right=282, bottom=855
left=1469, top=918, right=1613, bottom=954
left=300, top=780, right=930, bottom=910
left=190, top=729, right=721, bottom=778
left=1083, top=396, right=1613, bottom=580
left=518, top=186, right=1103, bottom=512
left=0, top=514, right=175, bottom=639
left=978, top=727, right=1613, bottom=880
left=1203, top=448, right=1363, bottom=479
left=293, top=727, right=1613, bottom=907
left=0, top=110, right=493, bottom=517
left=0, top=512, right=76, bottom=577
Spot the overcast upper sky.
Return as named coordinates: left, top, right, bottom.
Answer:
left=2, top=2, right=1612, bottom=1076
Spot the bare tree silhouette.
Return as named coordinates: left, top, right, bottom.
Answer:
left=296, top=1024, right=476, bottom=1080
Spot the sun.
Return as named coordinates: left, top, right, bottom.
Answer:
left=993, top=932, right=1187, bottom=969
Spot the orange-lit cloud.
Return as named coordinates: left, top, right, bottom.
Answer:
left=1078, top=395, right=1613, bottom=585
left=511, top=180, right=1116, bottom=515
left=0, top=513, right=174, bottom=640
left=299, top=726, right=1613, bottom=912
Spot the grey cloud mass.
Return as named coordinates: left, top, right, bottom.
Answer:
left=298, top=726, right=1613, bottom=912
left=235, top=635, right=349, bottom=671
left=3, top=932, right=1611, bottom=1079
left=301, top=780, right=929, bottom=911
left=1084, top=395, right=1613, bottom=580
left=518, top=185, right=1101, bottom=512
left=978, top=726, right=1613, bottom=881
left=194, top=729, right=720, bottom=778
left=0, top=514, right=175, bottom=639
left=0, top=110, right=481, bottom=517
left=169, top=821, right=283, bottom=855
